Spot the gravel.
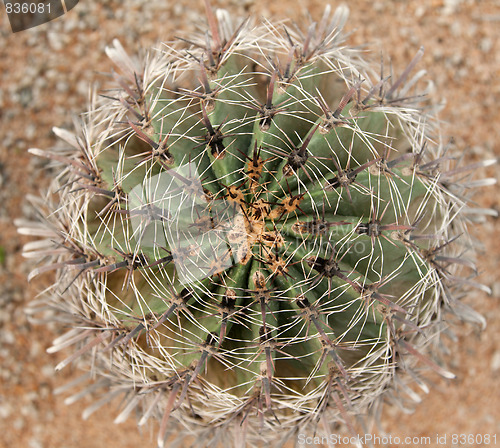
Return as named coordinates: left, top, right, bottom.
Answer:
left=0, top=1, right=498, bottom=446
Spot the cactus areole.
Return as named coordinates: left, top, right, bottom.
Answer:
left=21, top=2, right=495, bottom=447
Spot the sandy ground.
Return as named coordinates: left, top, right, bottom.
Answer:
left=0, top=1, right=498, bottom=447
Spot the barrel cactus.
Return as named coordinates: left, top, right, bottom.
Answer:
left=19, top=1, right=496, bottom=447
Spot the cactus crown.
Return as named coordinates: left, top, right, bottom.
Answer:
left=20, top=2, right=495, bottom=447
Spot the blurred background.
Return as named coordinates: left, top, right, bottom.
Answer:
left=0, top=1, right=498, bottom=446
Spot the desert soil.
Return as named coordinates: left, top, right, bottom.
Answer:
left=0, top=1, right=498, bottom=447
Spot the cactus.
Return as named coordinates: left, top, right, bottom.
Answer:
left=19, top=2, right=496, bottom=447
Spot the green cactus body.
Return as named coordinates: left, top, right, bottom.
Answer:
left=19, top=3, right=495, bottom=447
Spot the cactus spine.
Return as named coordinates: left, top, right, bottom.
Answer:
left=20, top=2, right=496, bottom=447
